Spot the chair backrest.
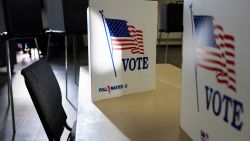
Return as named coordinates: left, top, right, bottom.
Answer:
left=21, top=58, right=67, bottom=141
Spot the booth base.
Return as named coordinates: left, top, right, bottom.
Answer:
left=77, top=64, right=192, bottom=141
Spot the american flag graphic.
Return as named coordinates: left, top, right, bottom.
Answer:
left=105, top=18, right=144, bottom=54
left=194, top=16, right=237, bottom=93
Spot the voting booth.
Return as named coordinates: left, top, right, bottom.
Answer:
left=88, top=0, right=158, bottom=101
left=181, top=0, right=250, bottom=140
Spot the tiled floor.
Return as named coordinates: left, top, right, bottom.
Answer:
left=0, top=45, right=181, bottom=141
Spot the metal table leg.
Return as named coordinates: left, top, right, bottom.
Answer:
left=6, top=40, right=16, bottom=134
left=165, top=33, right=169, bottom=64
left=34, top=37, right=40, bottom=59
left=65, top=35, right=68, bottom=100
left=73, top=35, right=78, bottom=85
left=46, top=34, right=51, bottom=60
left=158, top=31, right=162, bottom=47
left=65, top=35, right=77, bottom=111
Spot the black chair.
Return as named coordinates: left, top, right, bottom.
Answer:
left=21, top=58, right=76, bottom=141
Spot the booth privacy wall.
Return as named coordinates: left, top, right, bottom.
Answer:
left=180, top=0, right=250, bottom=140
left=88, top=0, right=158, bottom=101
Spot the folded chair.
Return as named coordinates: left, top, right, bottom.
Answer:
left=21, top=58, right=76, bottom=141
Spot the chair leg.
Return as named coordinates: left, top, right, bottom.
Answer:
left=65, top=35, right=77, bottom=111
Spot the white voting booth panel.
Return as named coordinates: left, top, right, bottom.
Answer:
left=88, top=0, right=158, bottom=101
left=181, top=0, right=250, bottom=141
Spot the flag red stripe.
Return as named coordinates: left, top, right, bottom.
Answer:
left=217, top=79, right=228, bottom=84
left=216, top=78, right=237, bottom=92
left=214, top=24, right=224, bottom=31
left=226, top=60, right=235, bottom=66
left=112, top=43, right=138, bottom=46
left=113, top=47, right=136, bottom=50
left=132, top=48, right=144, bottom=51
left=216, top=43, right=224, bottom=49
left=215, top=34, right=224, bottom=40
left=131, top=51, right=144, bottom=54
left=198, top=57, right=226, bottom=67
left=112, top=39, right=136, bottom=42
left=217, top=77, right=236, bottom=85
left=224, top=34, right=235, bottom=41
left=127, top=25, right=135, bottom=29
left=197, top=63, right=223, bottom=72
left=131, top=49, right=143, bottom=52
left=217, top=72, right=236, bottom=83
left=129, top=30, right=142, bottom=32
left=129, top=34, right=143, bottom=38
left=136, top=34, right=143, bottom=37
left=228, top=68, right=236, bottom=75
left=216, top=77, right=237, bottom=92
left=129, top=30, right=143, bottom=35
left=136, top=30, right=143, bottom=33
left=198, top=57, right=236, bottom=76
left=225, top=51, right=235, bottom=58
left=215, top=34, right=235, bottom=42
left=197, top=63, right=236, bottom=83
left=229, top=77, right=236, bottom=83
left=129, top=33, right=143, bottom=38
left=228, top=85, right=237, bottom=92
left=224, top=43, right=235, bottom=50
left=197, top=48, right=222, bottom=58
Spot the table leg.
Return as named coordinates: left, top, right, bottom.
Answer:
left=73, top=35, right=78, bottom=85
left=65, top=35, right=68, bottom=100
left=46, top=34, right=51, bottom=60
left=165, top=33, right=169, bottom=64
left=34, top=37, right=40, bottom=59
left=6, top=40, right=16, bottom=134
left=158, top=31, right=162, bottom=47
left=65, top=35, right=77, bottom=111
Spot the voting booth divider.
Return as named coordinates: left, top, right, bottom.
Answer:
left=180, top=0, right=250, bottom=140
left=88, top=0, right=158, bottom=101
